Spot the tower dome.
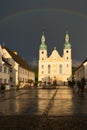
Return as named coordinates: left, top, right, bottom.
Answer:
left=64, top=31, right=71, bottom=49
left=40, top=32, right=47, bottom=50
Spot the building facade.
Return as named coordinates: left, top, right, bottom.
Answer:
left=38, top=31, right=72, bottom=86
left=0, top=45, right=35, bottom=89
left=75, top=59, right=87, bottom=81
left=0, top=45, right=11, bottom=90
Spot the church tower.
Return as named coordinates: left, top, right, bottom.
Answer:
left=38, top=33, right=47, bottom=83
left=38, top=30, right=72, bottom=87
left=39, top=32, right=47, bottom=61
left=63, top=31, right=72, bottom=80
left=0, top=45, right=3, bottom=64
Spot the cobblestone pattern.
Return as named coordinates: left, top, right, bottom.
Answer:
left=0, top=116, right=87, bottom=130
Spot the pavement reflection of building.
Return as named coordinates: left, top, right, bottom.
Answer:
left=38, top=31, right=72, bottom=86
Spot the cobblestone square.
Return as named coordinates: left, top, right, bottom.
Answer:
left=0, top=86, right=87, bottom=129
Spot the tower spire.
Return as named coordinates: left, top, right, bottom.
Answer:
left=64, top=30, right=71, bottom=49
left=65, top=30, right=69, bottom=43
left=40, top=32, right=47, bottom=50
left=41, top=32, right=45, bottom=43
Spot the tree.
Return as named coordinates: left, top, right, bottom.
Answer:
left=81, top=77, right=86, bottom=90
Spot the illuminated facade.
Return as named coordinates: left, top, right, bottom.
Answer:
left=38, top=31, right=72, bottom=85
left=0, top=45, right=35, bottom=89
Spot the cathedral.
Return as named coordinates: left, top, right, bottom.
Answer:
left=38, top=31, right=72, bottom=86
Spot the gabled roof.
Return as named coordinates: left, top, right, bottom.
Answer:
left=2, top=46, right=34, bottom=72
left=47, top=48, right=63, bottom=61
left=75, top=58, right=87, bottom=72
left=82, top=58, right=87, bottom=64
left=2, top=57, right=11, bottom=66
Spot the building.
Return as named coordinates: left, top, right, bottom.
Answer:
left=38, top=31, right=72, bottom=86
left=0, top=45, right=35, bottom=89
left=75, top=58, right=87, bottom=81
left=0, top=45, right=11, bottom=90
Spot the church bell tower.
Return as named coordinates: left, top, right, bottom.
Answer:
left=38, top=32, right=48, bottom=82
left=63, top=31, right=72, bottom=80
left=39, top=32, right=47, bottom=61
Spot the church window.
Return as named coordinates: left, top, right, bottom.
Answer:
left=48, top=65, right=51, bottom=74
left=42, top=51, right=44, bottom=54
left=42, top=71, right=44, bottom=74
left=66, top=50, right=68, bottom=53
left=59, top=64, right=62, bottom=74
left=42, top=58, right=44, bottom=60
left=42, top=65, right=44, bottom=68
left=67, top=64, right=69, bottom=68
left=67, top=57, right=68, bottom=60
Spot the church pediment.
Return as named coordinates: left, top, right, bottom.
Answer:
left=47, top=49, right=63, bottom=62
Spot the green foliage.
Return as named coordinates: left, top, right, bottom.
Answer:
left=68, top=79, right=75, bottom=87
left=68, top=75, right=75, bottom=87
left=72, top=66, right=77, bottom=76
left=28, top=79, right=33, bottom=83
left=32, top=67, right=38, bottom=86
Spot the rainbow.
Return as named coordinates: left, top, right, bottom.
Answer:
left=0, top=8, right=87, bottom=24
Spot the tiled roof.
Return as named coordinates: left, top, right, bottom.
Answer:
left=82, top=58, right=87, bottom=64
left=2, top=46, right=34, bottom=72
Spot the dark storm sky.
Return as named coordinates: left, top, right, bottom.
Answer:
left=0, top=0, right=87, bottom=67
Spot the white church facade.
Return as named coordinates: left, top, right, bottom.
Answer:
left=38, top=31, right=72, bottom=86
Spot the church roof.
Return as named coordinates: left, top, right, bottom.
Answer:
left=40, top=43, right=47, bottom=50
left=64, top=42, right=71, bottom=49
left=47, top=47, right=63, bottom=61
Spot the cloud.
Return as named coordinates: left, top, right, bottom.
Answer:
left=29, top=59, right=38, bottom=67
left=72, top=59, right=81, bottom=67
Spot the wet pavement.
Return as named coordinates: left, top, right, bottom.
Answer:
left=49, top=86, right=87, bottom=116
left=0, top=86, right=87, bottom=116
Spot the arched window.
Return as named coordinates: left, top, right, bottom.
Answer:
left=67, top=64, right=69, bottom=68
left=59, top=64, right=62, bottom=74
left=48, top=65, right=51, bottom=74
